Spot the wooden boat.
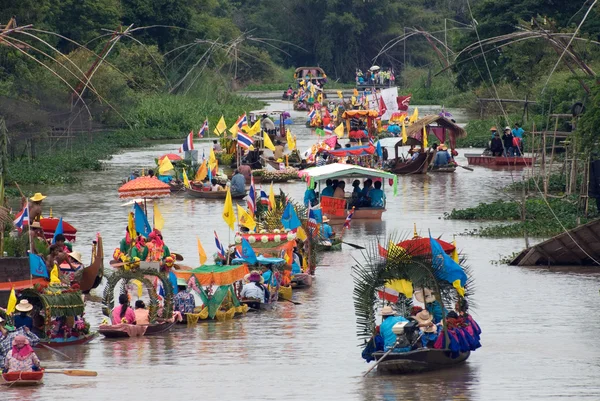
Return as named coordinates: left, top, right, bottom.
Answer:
left=316, top=238, right=342, bottom=252
left=465, top=153, right=534, bottom=167
left=99, top=321, right=175, bottom=338
left=37, top=333, right=97, bottom=348
left=291, top=273, right=313, bottom=289
left=184, top=186, right=246, bottom=199
left=169, top=181, right=184, bottom=192
left=2, top=370, right=44, bottom=386
left=372, top=349, right=470, bottom=374
left=429, top=164, right=457, bottom=173
left=240, top=299, right=275, bottom=311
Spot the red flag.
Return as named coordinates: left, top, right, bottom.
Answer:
left=396, top=95, right=412, bottom=111
left=378, top=97, right=388, bottom=116
left=378, top=244, right=388, bottom=258
left=323, top=135, right=338, bottom=148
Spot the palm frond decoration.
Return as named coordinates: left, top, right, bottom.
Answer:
left=352, top=232, right=474, bottom=344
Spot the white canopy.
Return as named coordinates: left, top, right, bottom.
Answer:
left=299, top=163, right=397, bottom=195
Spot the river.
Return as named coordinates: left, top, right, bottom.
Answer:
left=5, top=95, right=600, bottom=400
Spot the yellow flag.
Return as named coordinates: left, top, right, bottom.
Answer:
left=131, top=279, right=143, bottom=298
left=453, top=279, right=465, bottom=297
left=197, top=237, right=207, bottom=266
left=50, top=264, right=61, bottom=285
left=451, top=237, right=459, bottom=263
left=286, top=129, right=296, bottom=150
left=263, top=131, right=276, bottom=151
left=127, top=212, right=136, bottom=240
left=353, top=88, right=359, bottom=96
left=385, top=279, right=413, bottom=298
left=334, top=122, right=344, bottom=138
left=222, top=187, right=235, bottom=230
left=236, top=204, right=256, bottom=231
left=269, top=182, right=276, bottom=210
left=229, top=123, right=239, bottom=135
left=214, top=116, right=226, bottom=136
left=317, top=92, right=323, bottom=103
left=153, top=203, right=164, bottom=230
left=351, top=96, right=357, bottom=105
left=182, top=169, right=191, bottom=189
left=158, top=157, right=174, bottom=175
left=208, top=148, right=217, bottom=170
left=246, top=119, right=261, bottom=136
left=6, top=286, right=16, bottom=314
left=409, top=107, right=419, bottom=124
left=195, top=160, right=208, bottom=181
left=401, top=121, right=408, bottom=144
left=422, top=125, right=428, bottom=148
left=337, top=90, right=343, bottom=99
left=296, top=226, right=307, bottom=241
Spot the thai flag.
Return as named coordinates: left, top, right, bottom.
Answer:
left=214, top=231, right=226, bottom=259
left=260, top=190, right=269, bottom=206
left=343, top=208, right=354, bottom=229
left=307, top=108, right=316, bottom=121
left=247, top=176, right=256, bottom=214
left=198, top=120, right=208, bottom=138
left=154, top=277, right=165, bottom=303
left=235, top=114, right=248, bottom=130
left=299, top=92, right=307, bottom=101
left=13, top=204, right=29, bottom=230
left=237, top=131, right=253, bottom=149
left=324, top=125, right=333, bottom=135
left=179, top=131, right=194, bottom=153
left=234, top=248, right=242, bottom=259
left=307, top=206, right=321, bottom=235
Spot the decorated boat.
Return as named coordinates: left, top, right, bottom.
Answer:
left=299, top=163, right=397, bottom=221
left=465, top=153, right=534, bottom=167
left=354, top=233, right=481, bottom=375
left=20, top=285, right=97, bottom=348
left=1, top=370, right=44, bottom=386
left=184, top=186, right=246, bottom=199
left=173, top=264, right=250, bottom=323
left=98, top=321, right=175, bottom=338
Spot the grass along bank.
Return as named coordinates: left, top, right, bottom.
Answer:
left=445, top=197, right=598, bottom=237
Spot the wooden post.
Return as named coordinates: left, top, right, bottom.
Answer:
left=542, top=132, right=547, bottom=198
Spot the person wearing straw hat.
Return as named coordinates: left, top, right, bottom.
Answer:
left=0, top=316, right=40, bottom=371
left=414, top=288, right=445, bottom=324
left=319, top=216, right=335, bottom=240
left=414, top=310, right=439, bottom=348
left=379, top=305, right=409, bottom=351
left=13, top=300, right=34, bottom=330
left=27, top=192, right=47, bottom=224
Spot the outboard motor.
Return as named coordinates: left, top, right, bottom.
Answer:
left=392, top=320, right=420, bottom=348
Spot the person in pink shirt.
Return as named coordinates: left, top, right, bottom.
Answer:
left=111, top=294, right=136, bottom=325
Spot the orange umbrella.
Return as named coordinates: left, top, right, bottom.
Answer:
left=396, top=237, right=455, bottom=256
left=118, top=176, right=171, bottom=199
left=159, top=153, right=183, bottom=162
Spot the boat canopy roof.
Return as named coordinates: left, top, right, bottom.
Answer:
left=232, top=256, right=286, bottom=266
left=300, top=163, right=397, bottom=194
left=326, top=144, right=376, bottom=157
left=405, top=115, right=467, bottom=139
left=22, top=287, right=85, bottom=318
left=174, top=264, right=249, bottom=286
left=342, top=110, right=380, bottom=119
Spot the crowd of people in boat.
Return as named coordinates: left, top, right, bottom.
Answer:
left=304, top=178, right=386, bottom=210
left=487, top=124, right=525, bottom=157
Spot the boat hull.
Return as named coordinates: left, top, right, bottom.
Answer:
left=373, top=349, right=470, bottom=374
left=465, top=153, right=534, bottom=167
left=388, top=153, right=431, bottom=174
left=329, top=208, right=384, bottom=220
left=99, top=322, right=175, bottom=338
left=316, top=238, right=342, bottom=252
left=291, top=273, right=313, bottom=289
left=2, top=371, right=44, bottom=386
left=37, top=333, right=98, bottom=348
left=240, top=299, right=275, bottom=311
left=184, top=187, right=246, bottom=199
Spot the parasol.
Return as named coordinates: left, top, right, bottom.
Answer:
left=158, top=153, right=182, bottom=162
left=369, top=65, right=380, bottom=71
left=118, top=176, right=171, bottom=200
left=40, top=217, right=77, bottom=241
left=397, top=237, right=455, bottom=256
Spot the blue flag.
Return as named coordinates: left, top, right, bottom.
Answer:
left=133, top=203, right=152, bottom=237
left=281, top=203, right=301, bottom=230
left=169, top=271, right=179, bottom=295
left=241, top=238, right=257, bottom=265
left=52, top=217, right=64, bottom=244
left=429, top=235, right=467, bottom=288
left=29, top=253, right=49, bottom=278
left=376, top=140, right=383, bottom=158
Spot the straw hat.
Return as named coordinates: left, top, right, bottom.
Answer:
left=30, top=193, right=47, bottom=202
left=414, top=288, right=435, bottom=304
left=30, top=222, right=41, bottom=229
left=504, top=126, right=511, bottom=131
left=68, top=251, right=83, bottom=265
left=440, top=144, right=448, bottom=151
left=489, top=126, right=497, bottom=131
left=322, top=216, right=330, bottom=223
left=380, top=305, right=396, bottom=316
left=15, top=299, right=33, bottom=312
left=415, top=310, right=437, bottom=333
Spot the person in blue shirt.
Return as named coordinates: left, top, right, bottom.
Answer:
left=369, top=181, right=386, bottom=208
left=379, top=306, right=409, bottom=351
left=321, top=179, right=335, bottom=197
left=434, top=145, right=451, bottom=166
left=261, top=266, right=278, bottom=287
left=320, top=216, right=335, bottom=239
left=13, top=300, right=34, bottom=330
left=512, top=123, right=524, bottom=156
left=230, top=170, right=246, bottom=194
left=304, top=183, right=317, bottom=207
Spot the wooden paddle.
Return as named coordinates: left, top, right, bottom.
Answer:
left=283, top=298, right=302, bottom=305
left=45, top=369, right=98, bottom=376
left=341, top=241, right=366, bottom=250
left=40, top=343, right=71, bottom=360
left=457, top=164, right=474, bottom=171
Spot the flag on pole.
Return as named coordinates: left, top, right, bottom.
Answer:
left=29, top=253, right=49, bottom=278
left=422, top=125, right=428, bottom=148
left=451, top=237, right=459, bottom=263
left=208, top=147, right=217, bottom=169
left=378, top=96, right=388, bottom=116
left=343, top=207, right=355, bottom=229
left=401, top=121, right=408, bottom=144
left=268, top=182, right=276, bottom=210
left=247, top=175, right=256, bottom=215
left=214, top=231, right=226, bottom=259
left=153, top=203, right=164, bottom=230
left=237, top=131, right=253, bottom=149
left=6, top=286, right=17, bottom=315
left=198, top=120, right=209, bottom=138
left=286, top=129, right=296, bottom=150
left=234, top=248, right=242, bottom=259
left=222, top=187, right=235, bottom=230
left=323, top=125, right=333, bottom=136
left=409, top=107, right=419, bottom=124
left=315, top=128, right=325, bottom=136
left=236, top=113, right=248, bottom=131
left=179, top=131, right=194, bottom=153
left=197, top=237, right=207, bottom=266
left=307, top=108, right=316, bottom=121
left=260, top=190, right=270, bottom=207
left=133, top=203, right=152, bottom=237
left=281, top=202, right=301, bottom=230
left=241, top=238, right=257, bottom=264
left=263, top=131, right=276, bottom=151
left=334, top=122, right=344, bottom=138
left=307, top=206, right=321, bottom=235
left=13, top=204, right=28, bottom=230
left=182, top=169, right=191, bottom=189
left=158, top=157, right=174, bottom=175
left=195, top=160, right=208, bottom=181
left=246, top=119, right=261, bottom=136
left=237, top=204, right=256, bottom=231
left=396, top=94, right=412, bottom=111
left=214, top=116, right=227, bottom=136
left=53, top=217, right=64, bottom=244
